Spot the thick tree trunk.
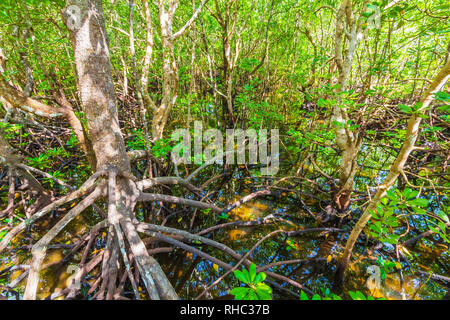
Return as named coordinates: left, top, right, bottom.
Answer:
left=65, top=0, right=129, bottom=171
left=60, top=0, right=178, bottom=300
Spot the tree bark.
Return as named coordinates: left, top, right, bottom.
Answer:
left=335, top=58, right=450, bottom=290
left=62, top=0, right=178, bottom=300
left=331, top=0, right=367, bottom=209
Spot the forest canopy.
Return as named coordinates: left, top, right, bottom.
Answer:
left=0, top=0, right=449, bottom=301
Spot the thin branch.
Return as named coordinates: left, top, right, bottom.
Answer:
left=171, top=0, right=209, bottom=40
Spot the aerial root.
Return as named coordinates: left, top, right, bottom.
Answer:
left=0, top=170, right=103, bottom=253
left=104, top=169, right=140, bottom=299
left=63, top=220, right=108, bottom=299
left=23, top=186, right=103, bottom=300
left=135, top=221, right=321, bottom=297
left=3, top=162, right=325, bottom=300
left=78, top=166, right=179, bottom=300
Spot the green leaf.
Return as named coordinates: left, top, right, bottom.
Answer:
left=242, top=269, right=250, bottom=284
left=246, top=290, right=259, bottom=300
left=412, top=206, right=427, bottom=215
left=332, top=120, right=344, bottom=128
left=230, top=287, right=250, bottom=300
left=429, top=226, right=440, bottom=234
left=256, top=284, right=272, bottom=300
left=256, top=283, right=272, bottom=294
left=349, top=291, right=366, bottom=300
left=254, top=271, right=266, bottom=283
left=386, top=190, right=397, bottom=201
left=434, top=91, right=450, bottom=102
left=403, top=188, right=418, bottom=199
left=249, top=263, right=257, bottom=283
left=413, top=102, right=423, bottom=112
left=234, top=270, right=250, bottom=284
left=398, top=104, right=412, bottom=113
left=438, top=211, right=449, bottom=223
left=409, top=198, right=429, bottom=208
left=256, top=289, right=272, bottom=300
left=312, top=294, right=321, bottom=300
left=300, top=290, right=309, bottom=300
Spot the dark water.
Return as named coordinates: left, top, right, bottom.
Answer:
left=0, top=166, right=448, bottom=300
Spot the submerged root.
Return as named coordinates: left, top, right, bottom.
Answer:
left=2, top=165, right=321, bottom=300
left=23, top=186, right=103, bottom=300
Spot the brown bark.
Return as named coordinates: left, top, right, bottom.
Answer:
left=61, top=0, right=178, bottom=300
left=331, top=0, right=368, bottom=209
left=64, top=0, right=129, bottom=172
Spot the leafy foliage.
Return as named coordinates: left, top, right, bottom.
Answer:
left=230, top=263, right=272, bottom=300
